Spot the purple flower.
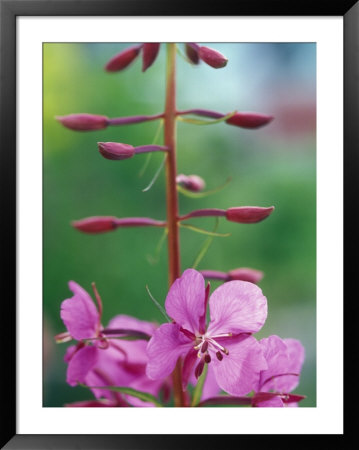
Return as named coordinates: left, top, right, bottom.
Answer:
left=146, top=269, right=268, bottom=396
left=58, top=281, right=163, bottom=406
left=252, top=335, right=305, bottom=407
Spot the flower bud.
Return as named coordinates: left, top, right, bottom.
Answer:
left=105, top=45, right=142, bottom=72
left=226, top=206, right=275, bottom=224
left=142, top=43, right=160, bottom=72
left=185, top=44, right=199, bottom=64
left=176, top=174, right=205, bottom=192
left=72, top=216, right=166, bottom=233
left=72, top=217, right=119, bottom=233
left=55, top=114, right=108, bottom=131
left=198, top=46, right=228, bottom=68
left=282, top=394, right=306, bottom=404
left=226, top=112, right=273, bottom=129
left=98, top=142, right=135, bottom=160
left=227, top=268, right=264, bottom=283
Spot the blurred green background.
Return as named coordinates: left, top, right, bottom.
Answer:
left=43, top=43, right=316, bottom=407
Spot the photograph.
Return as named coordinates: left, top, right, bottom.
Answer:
left=43, top=41, right=316, bottom=409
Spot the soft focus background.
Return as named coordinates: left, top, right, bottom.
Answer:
left=43, top=43, right=316, bottom=407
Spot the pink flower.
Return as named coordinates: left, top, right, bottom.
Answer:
left=58, top=281, right=163, bottom=406
left=146, top=269, right=268, bottom=396
left=252, top=335, right=305, bottom=407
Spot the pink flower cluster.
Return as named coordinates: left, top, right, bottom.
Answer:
left=56, top=281, right=164, bottom=407
left=56, top=270, right=305, bottom=407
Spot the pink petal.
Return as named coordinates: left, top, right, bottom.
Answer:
left=200, top=364, right=222, bottom=401
left=127, top=375, right=164, bottom=407
left=285, top=338, right=305, bottom=375
left=66, top=345, right=98, bottom=387
left=64, top=344, right=77, bottom=363
left=255, top=396, right=284, bottom=407
left=280, top=338, right=305, bottom=392
left=60, top=281, right=99, bottom=340
left=182, top=348, right=198, bottom=390
left=259, top=336, right=305, bottom=393
left=211, top=335, right=267, bottom=396
left=207, top=280, right=267, bottom=336
left=84, top=344, right=141, bottom=400
left=257, top=335, right=289, bottom=391
left=107, top=314, right=157, bottom=337
left=165, top=269, right=205, bottom=334
left=146, top=323, right=193, bottom=380
left=117, top=339, right=149, bottom=366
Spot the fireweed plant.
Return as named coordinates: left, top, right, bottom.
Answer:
left=54, top=43, right=306, bottom=407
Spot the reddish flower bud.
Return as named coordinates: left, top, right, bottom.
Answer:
left=185, top=44, right=199, bottom=64
left=226, top=112, right=274, bottom=129
left=201, top=268, right=263, bottom=284
left=227, top=268, right=264, bottom=283
left=198, top=46, right=228, bottom=69
left=142, top=43, right=160, bottom=72
left=72, top=217, right=119, bottom=233
left=226, top=206, right=275, bottom=224
left=55, top=114, right=108, bottom=131
left=282, top=394, right=306, bottom=404
left=98, top=142, right=135, bottom=160
left=72, top=216, right=166, bottom=233
left=105, top=45, right=142, bottom=72
left=176, top=174, right=206, bottom=192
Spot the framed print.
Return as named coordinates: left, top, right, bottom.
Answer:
left=1, top=1, right=356, bottom=448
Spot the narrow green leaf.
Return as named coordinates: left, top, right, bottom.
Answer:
left=80, top=384, right=163, bottom=407
left=177, top=177, right=232, bottom=199
left=191, top=364, right=208, bottom=406
left=192, top=218, right=219, bottom=269
left=147, top=228, right=168, bottom=265
left=142, top=155, right=166, bottom=192
left=177, top=110, right=237, bottom=126
left=180, top=223, right=231, bottom=237
left=146, top=285, right=171, bottom=323
left=138, top=120, right=164, bottom=178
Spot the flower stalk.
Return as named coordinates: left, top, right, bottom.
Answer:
left=53, top=42, right=308, bottom=410
left=164, top=43, right=185, bottom=407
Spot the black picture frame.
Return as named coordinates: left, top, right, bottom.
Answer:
left=1, top=1, right=356, bottom=448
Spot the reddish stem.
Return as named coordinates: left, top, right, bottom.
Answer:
left=164, top=43, right=185, bottom=407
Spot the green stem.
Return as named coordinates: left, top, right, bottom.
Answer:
left=164, top=43, right=185, bottom=407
